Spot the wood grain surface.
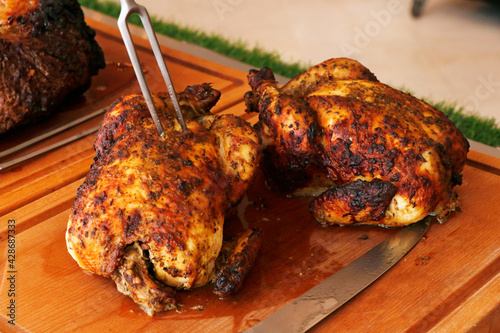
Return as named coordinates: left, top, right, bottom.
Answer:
left=0, top=14, right=499, bottom=333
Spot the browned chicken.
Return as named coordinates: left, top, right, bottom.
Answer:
left=0, top=0, right=105, bottom=134
left=66, top=84, right=261, bottom=315
left=245, top=58, right=469, bottom=227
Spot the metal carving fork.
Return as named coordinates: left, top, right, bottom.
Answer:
left=118, top=0, right=187, bottom=135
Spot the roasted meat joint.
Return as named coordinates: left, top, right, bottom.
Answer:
left=245, top=57, right=469, bottom=227
left=66, top=84, right=262, bottom=315
left=0, top=0, right=105, bottom=134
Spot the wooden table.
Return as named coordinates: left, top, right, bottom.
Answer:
left=1, top=12, right=499, bottom=333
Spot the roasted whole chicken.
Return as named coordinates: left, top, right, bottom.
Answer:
left=245, top=58, right=469, bottom=227
left=66, top=84, right=262, bottom=315
left=0, top=0, right=105, bottom=134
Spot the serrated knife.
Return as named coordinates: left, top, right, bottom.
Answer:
left=245, top=217, right=430, bottom=333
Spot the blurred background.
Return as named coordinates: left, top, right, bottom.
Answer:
left=107, top=0, right=500, bottom=126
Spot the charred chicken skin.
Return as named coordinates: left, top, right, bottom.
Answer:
left=0, top=0, right=105, bottom=134
left=245, top=58, right=469, bottom=227
left=66, top=84, right=261, bottom=315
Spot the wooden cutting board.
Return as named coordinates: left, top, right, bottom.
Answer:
left=0, top=13, right=499, bottom=333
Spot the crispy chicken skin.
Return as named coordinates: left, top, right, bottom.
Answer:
left=66, top=84, right=261, bottom=315
left=245, top=58, right=469, bottom=227
left=0, top=0, right=105, bottom=134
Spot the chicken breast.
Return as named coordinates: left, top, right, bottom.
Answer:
left=66, top=84, right=261, bottom=315
left=245, top=58, right=469, bottom=227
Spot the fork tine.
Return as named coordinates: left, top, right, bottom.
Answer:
left=140, top=10, right=188, bottom=133
left=118, top=0, right=188, bottom=135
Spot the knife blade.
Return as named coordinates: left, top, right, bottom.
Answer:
left=0, top=107, right=105, bottom=159
left=245, top=217, right=430, bottom=333
left=0, top=125, right=100, bottom=171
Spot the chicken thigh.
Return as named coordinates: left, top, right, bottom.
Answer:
left=245, top=58, right=469, bottom=227
left=66, top=84, right=261, bottom=315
